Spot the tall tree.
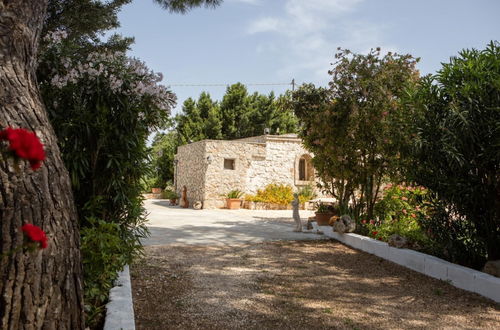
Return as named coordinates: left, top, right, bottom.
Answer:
left=176, top=98, right=205, bottom=144
left=150, top=131, right=179, bottom=186
left=0, top=1, right=83, bottom=328
left=1, top=0, right=223, bottom=328
left=197, top=92, right=222, bottom=139
left=294, top=48, right=419, bottom=218
left=220, top=83, right=249, bottom=139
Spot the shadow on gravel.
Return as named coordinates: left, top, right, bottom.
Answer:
left=132, top=240, right=500, bottom=330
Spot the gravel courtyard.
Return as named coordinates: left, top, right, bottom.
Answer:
left=132, top=201, right=500, bottom=329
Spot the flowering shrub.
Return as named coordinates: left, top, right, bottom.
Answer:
left=21, top=223, right=48, bottom=249
left=0, top=127, right=45, bottom=170
left=361, top=184, right=432, bottom=248
left=38, top=30, right=175, bottom=328
left=245, top=183, right=313, bottom=205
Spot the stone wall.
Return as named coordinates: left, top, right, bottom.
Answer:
left=246, top=136, right=315, bottom=194
left=174, top=140, right=207, bottom=207
left=203, top=140, right=266, bottom=208
left=174, top=135, right=322, bottom=209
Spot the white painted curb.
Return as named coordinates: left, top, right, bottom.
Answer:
left=314, top=223, right=500, bottom=303
left=103, top=265, right=135, bottom=330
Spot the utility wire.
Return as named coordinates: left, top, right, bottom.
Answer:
left=169, top=80, right=295, bottom=87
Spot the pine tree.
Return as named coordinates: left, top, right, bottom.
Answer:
left=198, top=93, right=223, bottom=139
left=177, top=98, right=205, bottom=144
left=220, top=83, right=249, bottom=139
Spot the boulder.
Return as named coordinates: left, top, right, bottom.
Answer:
left=340, top=215, right=356, bottom=233
left=333, top=220, right=346, bottom=234
left=332, top=215, right=356, bottom=233
left=388, top=234, right=408, bottom=248
left=483, top=260, right=500, bottom=278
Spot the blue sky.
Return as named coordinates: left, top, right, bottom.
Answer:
left=113, top=0, right=500, bottom=114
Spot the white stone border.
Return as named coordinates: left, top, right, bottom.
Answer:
left=314, top=223, right=500, bottom=303
left=103, top=265, right=135, bottom=330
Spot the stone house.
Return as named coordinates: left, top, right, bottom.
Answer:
left=174, top=134, right=318, bottom=209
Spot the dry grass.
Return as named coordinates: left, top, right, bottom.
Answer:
left=131, top=240, right=500, bottom=329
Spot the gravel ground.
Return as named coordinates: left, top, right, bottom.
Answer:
left=131, top=240, right=500, bottom=330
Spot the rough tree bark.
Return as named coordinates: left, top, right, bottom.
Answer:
left=0, top=0, right=84, bottom=329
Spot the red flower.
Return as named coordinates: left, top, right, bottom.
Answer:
left=21, top=223, right=48, bottom=249
left=362, top=220, right=367, bottom=224
left=372, top=231, right=378, bottom=236
left=0, top=127, right=45, bottom=170
left=369, top=220, right=375, bottom=225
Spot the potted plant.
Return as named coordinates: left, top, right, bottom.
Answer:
left=226, top=190, right=244, bottom=209
left=151, top=187, right=162, bottom=194
left=161, top=189, right=179, bottom=205
left=315, top=203, right=338, bottom=226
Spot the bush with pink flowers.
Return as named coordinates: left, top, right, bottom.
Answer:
left=359, top=184, right=433, bottom=250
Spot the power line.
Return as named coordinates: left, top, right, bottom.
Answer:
left=169, top=81, right=294, bottom=87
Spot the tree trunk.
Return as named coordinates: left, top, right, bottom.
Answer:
left=0, top=1, right=84, bottom=329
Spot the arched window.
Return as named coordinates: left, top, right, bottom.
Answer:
left=295, top=154, right=314, bottom=184
left=299, top=158, right=306, bottom=181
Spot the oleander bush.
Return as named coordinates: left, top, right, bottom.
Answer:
left=38, top=36, right=175, bottom=327
left=402, top=41, right=499, bottom=268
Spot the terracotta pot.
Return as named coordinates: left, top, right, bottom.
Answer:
left=226, top=198, right=242, bottom=210
left=152, top=187, right=162, bottom=194
left=315, top=212, right=335, bottom=226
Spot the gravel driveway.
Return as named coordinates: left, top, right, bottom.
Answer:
left=132, top=200, right=500, bottom=329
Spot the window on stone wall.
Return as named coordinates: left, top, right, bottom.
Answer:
left=296, top=154, right=314, bottom=183
left=299, top=158, right=306, bottom=181
left=224, top=158, right=235, bottom=170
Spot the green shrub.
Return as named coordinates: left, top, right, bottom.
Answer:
left=81, top=217, right=146, bottom=328
left=297, top=184, right=317, bottom=201
left=161, top=189, right=178, bottom=200
left=404, top=41, right=499, bottom=265
left=315, top=202, right=337, bottom=214
left=419, top=201, right=487, bottom=269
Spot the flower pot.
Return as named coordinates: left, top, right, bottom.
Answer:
left=315, top=212, right=335, bottom=226
left=152, top=187, right=162, bottom=194
left=226, top=198, right=242, bottom=210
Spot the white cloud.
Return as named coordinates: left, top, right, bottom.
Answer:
left=245, top=0, right=398, bottom=83
left=247, top=17, right=281, bottom=34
